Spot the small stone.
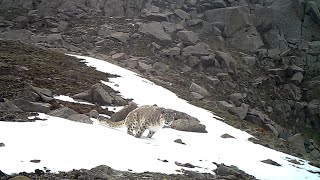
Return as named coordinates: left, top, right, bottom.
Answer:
left=174, top=139, right=186, bottom=145
left=261, top=159, right=281, bottom=166
left=0, top=143, right=5, bottom=147
left=89, top=109, right=99, bottom=118
left=30, top=159, right=41, bottom=163
left=221, top=134, right=235, bottom=138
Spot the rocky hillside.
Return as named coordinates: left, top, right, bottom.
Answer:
left=1, top=0, right=320, bottom=178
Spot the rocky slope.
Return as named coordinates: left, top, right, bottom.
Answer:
left=1, top=0, right=320, bottom=178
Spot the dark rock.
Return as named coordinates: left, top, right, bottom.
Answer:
left=0, top=143, right=4, bottom=147
left=215, top=51, right=238, bottom=76
left=48, top=106, right=79, bottom=119
left=68, top=114, right=93, bottom=124
left=110, top=102, right=138, bottom=122
left=145, top=13, right=169, bottom=22
left=221, top=134, right=235, bottom=139
left=290, top=72, right=304, bottom=85
left=182, top=43, right=211, bottom=56
left=57, top=21, right=69, bottom=32
left=25, top=84, right=53, bottom=102
left=214, top=164, right=241, bottom=177
left=263, top=123, right=279, bottom=137
left=174, top=139, right=186, bottom=145
left=245, top=115, right=263, bottom=127
left=30, top=159, right=41, bottom=163
left=288, top=134, right=307, bottom=156
left=0, top=170, right=6, bottom=177
left=310, top=149, right=320, bottom=159
left=261, top=159, right=281, bottom=166
left=283, top=83, right=302, bottom=101
left=153, top=62, right=169, bottom=73
left=189, top=82, right=209, bottom=97
left=0, top=29, right=32, bottom=43
left=187, top=56, right=201, bottom=68
left=13, top=99, right=51, bottom=113
left=139, top=22, right=172, bottom=42
left=0, top=101, right=23, bottom=112
left=175, top=161, right=196, bottom=168
left=177, top=31, right=199, bottom=45
left=72, top=91, right=91, bottom=102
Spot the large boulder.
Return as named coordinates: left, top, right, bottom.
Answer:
left=139, top=21, right=172, bottom=42
left=204, top=6, right=263, bottom=51
left=110, top=102, right=138, bottom=122
left=182, top=42, right=211, bottom=56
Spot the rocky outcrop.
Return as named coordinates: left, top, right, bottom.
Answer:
left=139, top=22, right=172, bottom=42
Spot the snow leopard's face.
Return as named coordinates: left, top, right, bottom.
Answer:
left=160, top=108, right=176, bottom=126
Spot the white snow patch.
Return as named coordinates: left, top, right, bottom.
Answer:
left=0, top=55, right=319, bottom=180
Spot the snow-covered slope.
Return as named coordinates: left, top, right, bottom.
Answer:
left=0, top=55, right=319, bottom=180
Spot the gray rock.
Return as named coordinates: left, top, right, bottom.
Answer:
left=161, top=47, right=181, bottom=56
left=187, top=56, right=201, bottom=68
left=25, top=84, right=53, bottom=102
left=186, top=19, right=203, bottom=26
left=216, top=73, right=232, bottom=81
left=48, top=106, right=79, bottom=119
left=68, top=114, right=93, bottom=124
left=217, top=101, right=236, bottom=113
left=283, top=83, right=302, bottom=101
left=215, top=164, right=240, bottom=177
left=212, top=0, right=227, bottom=8
left=145, top=13, right=169, bottom=22
left=189, top=82, right=210, bottom=97
left=191, top=92, right=204, bottom=100
left=138, top=62, right=153, bottom=72
left=204, top=6, right=253, bottom=37
left=153, top=62, right=169, bottom=72
left=13, top=99, right=51, bottom=113
left=0, top=101, right=23, bottom=112
left=174, top=9, right=191, bottom=20
left=57, top=21, right=69, bottom=32
left=112, top=53, right=127, bottom=60
left=242, top=56, right=256, bottom=67
left=171, top=118, right=207, bottom=133
left=177, top=31, right=199, bottom=45
left=98, top=25, right=111, bottom=38
left=89, top=84, right=114, bottom=105
left=89, top=109, right=99, bottom=118
left=288, top=134, right=307, bottom=156
left=310, top=149, right=320, bottom=159
left=111, top=32, right=130, bottom=43
left=139, top=21, right=172, bottom=42
left=215, top=51, right=238, bottom=76
left=234, top=103, right=249, bottom=120
left=228, top=26, right=264, bottom=52
left=268, top=68, right=287, bottom=78
left=110, top=102, right=138, bottom=122
left=0, top=29, right=32, bottom=43
left=0, top=142, right=4, bottom=147
left=245, top=115, right=263, bottom=127
left=72, top=91, right=91, bottom=102
left=263, top=123, right=279, bottom=137
left=182, top=43, right=210, bottom=56
left=161, top=21, right=177, bottom=34
left=290, top=72, right=304, bottom=85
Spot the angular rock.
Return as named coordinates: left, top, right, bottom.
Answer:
left=217, top=101, right=236, bottom=113
left=0, top=29, right=32, bottom=43
left=161, top=47, right=181, bottom=56
left=89, top=109, right=99, bottom=119
left=89, top=84, right=113, bottom=105
left=288, top=134, right=307, bottom=156
left=174, top=9, right=190, bottom=20
left=177, top=31, right=199, bottom=45
left=187, top=56, right=201, bottom=68
left=0, top=101, right=23, bottom=112
left=112, top=53, right=127, bottom=60
left=182, top=43, right=210, bottom=56
left=234, top=103, right=249, bottom=120
left=290, top=72, right=303, bottom=85
left=261, top=159, right=281, bottom=166
left=111, top=32, right=130, bottom=43
left=186, top=19, right=203, bottom=26
left=139, top=22, right=172, bottom=42
left=153, top=62, right=169, bottom=72
left=161, top=21, right=177, bottom=34
left=68, top=114, right=93, bottom=124
left=72, top=91, right=91, bottom=102
left=228, top=26, right=264, bottom=52
left=189, top=82, right=210, bottom=97
left=310, top=149, right=320, bottom=159
left=191, top=92, right=204, bottom=100
left=145, top=13, right=169, bottom=22
left=215, top=51, right=238, bottom=76
left=13, top=99, right=51, bottom=113
left=48, top=106, right=79, bottom=119
left=110, top=102, right=138, bottom=122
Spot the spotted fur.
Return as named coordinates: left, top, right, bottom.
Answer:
left=99, top=105, right=175, bottom=138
